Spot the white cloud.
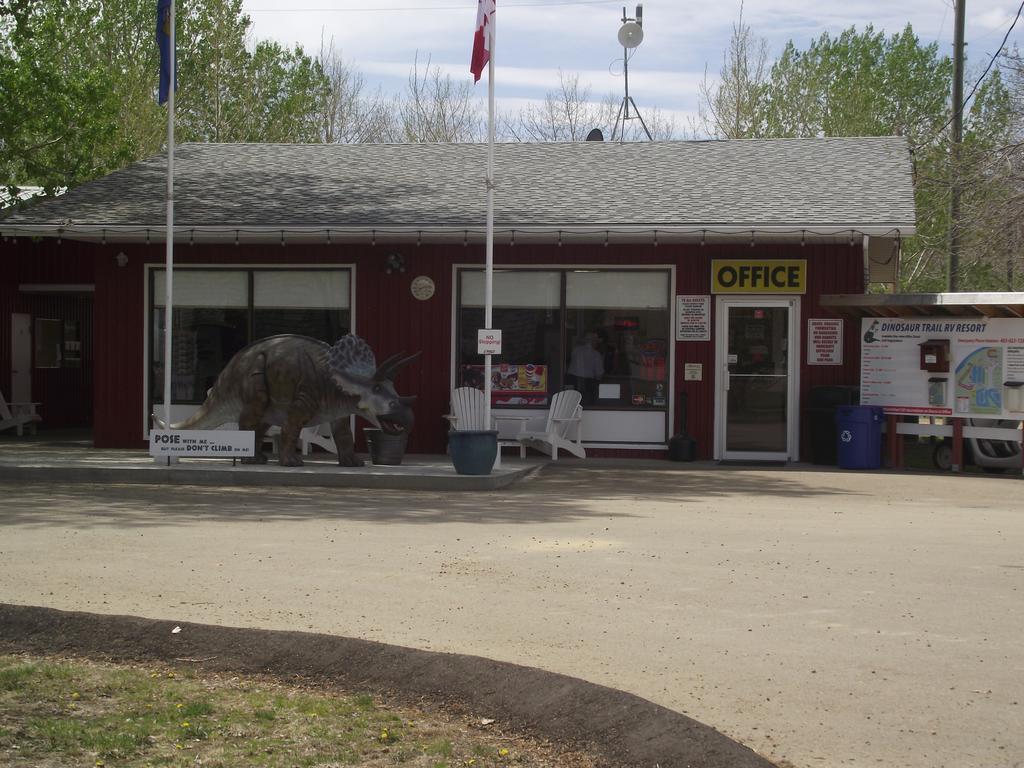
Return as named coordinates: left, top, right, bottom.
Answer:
left=241, top=0, right=1023, bottom=118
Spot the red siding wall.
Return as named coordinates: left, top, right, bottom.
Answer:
left=3, top=238, right=864, bottom=457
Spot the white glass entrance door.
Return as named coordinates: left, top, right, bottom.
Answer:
left=716, top=298, right=799, bottom=461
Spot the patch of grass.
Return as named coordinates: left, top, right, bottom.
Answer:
left=425, top=738, right=454, bottom=757
left=0, top=653, right=597, bottom=767
left=0, top=662, right=36, bottom=691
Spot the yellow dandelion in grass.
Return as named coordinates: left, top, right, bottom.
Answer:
left=378, top=728, right=389, bottom=743
left=499, top=748, right=509, bottom=757
left=71, top=692, right=80, bottom=700
left=181, top=721, right=190, bottom=728
left=175, top=743, right=183, bottom=750
left=166, top=672, right=175, bottom=678
left=176, top=703, right=183, bottom=709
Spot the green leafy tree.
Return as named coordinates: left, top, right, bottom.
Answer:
left=756, top=25, right=951, bottom=140
left=0, top=0, right=157, bottom=194
left=1, top=0, right=332, bottom=195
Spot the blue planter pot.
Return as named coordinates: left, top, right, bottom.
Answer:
left=448, top=430, right=498, bottom=475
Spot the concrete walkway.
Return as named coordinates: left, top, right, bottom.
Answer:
left=0, top=444, right=1020, bottom=768
left=0, top=435, right=541, bottom=490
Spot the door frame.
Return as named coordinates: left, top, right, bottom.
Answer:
left=713, top=296, right=801, bottom=461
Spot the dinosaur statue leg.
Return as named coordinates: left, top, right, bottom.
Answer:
left=332, top=417, right=363, bottom=467
left=239, top=406, right=270, bottom=465
left=239, top=352, right=271, bottom=464
left=277, top=412, right=307, bottom=467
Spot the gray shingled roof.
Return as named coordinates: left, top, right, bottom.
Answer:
left=1, top=138, right=915, bottom=239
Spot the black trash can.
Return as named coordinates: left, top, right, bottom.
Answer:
left=807, top=385, right=859, bottom=465
left=668, top=390, right=697, bottom=462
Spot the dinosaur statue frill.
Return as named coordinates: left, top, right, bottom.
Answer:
left=153, top=334, right=419, bottom=467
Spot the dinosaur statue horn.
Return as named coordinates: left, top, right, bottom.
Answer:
left=374, top=351, right=406, bottom=377
left=375, top=350, right=422, bottom=381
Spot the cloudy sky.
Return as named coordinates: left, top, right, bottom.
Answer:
left=240, top=0, right=1023, bottom=133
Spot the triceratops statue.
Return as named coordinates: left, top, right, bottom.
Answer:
left=153, top=334, right=419, bottom=467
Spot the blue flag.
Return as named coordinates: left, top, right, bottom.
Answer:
left=157, top=0, right=174, bottom=104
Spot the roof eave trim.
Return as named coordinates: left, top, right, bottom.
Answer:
left=1, top=222, right=917, bottom=244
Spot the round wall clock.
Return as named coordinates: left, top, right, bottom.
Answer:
left=410, top=275, right=435, bottom=301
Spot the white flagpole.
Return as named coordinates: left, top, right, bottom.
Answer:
left=162, top=0, right=175, bottom=430
left=483, top=7, right=496, bottom=465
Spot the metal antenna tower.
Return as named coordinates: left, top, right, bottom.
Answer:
left=611, top=4, right=652, bottom=142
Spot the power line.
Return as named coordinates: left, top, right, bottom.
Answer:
left=960, top=0, right=1023, bottom=107
left=246, top=0, right=621, bottom=12
left=914, top=0, right=1024, bottom=149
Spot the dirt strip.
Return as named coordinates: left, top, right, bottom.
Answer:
left=0, top=603, right=775, bottom=768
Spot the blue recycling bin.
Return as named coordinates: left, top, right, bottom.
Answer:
left=835, top=405, right=884, bottom=469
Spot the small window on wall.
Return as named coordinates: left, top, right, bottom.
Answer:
left=458, top=271, right=562, bottom=407
left=456, top=268, right=671, bottom=410
left=150, top=268, right=351, bottom=406
left=34, top=318, right=63, bottom=368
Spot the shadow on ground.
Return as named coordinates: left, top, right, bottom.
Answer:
left=0, top=460, right=867, bottom=530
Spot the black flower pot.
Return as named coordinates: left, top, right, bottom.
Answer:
left=364, top=428, right=409, bottom=466
left=448, top=430, right=498, bottom=475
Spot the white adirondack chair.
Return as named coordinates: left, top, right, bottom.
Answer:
left=0, top=390, right=41, bottom=436
left=444, top=387, right=488, bottom=431
left=264, top=423, right=338, bottom=456
left=516, top=389, right=585, bottom=460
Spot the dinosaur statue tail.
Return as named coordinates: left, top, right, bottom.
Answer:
left=151, top=396, right=239, bottom=431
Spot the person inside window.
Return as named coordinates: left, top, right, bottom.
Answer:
left=567, top=331, right=604, bottom=405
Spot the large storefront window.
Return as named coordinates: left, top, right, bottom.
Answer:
left=151, top=268, right=350, bottom=405
left=565, top=271, right=669, bottom=408
left=458, top=271, right=562, bottom=406
left=457, top=268, right=670, bottom=410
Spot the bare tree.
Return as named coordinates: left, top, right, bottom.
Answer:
left=395, top=53, right=482, bottom=142
left=315, top=40, right=393, bottom=144
left=696, top=3, right=769, bottom=138
left=505, top=71, right=675, bottom=142
left=506, top=71, right=615, bottom=141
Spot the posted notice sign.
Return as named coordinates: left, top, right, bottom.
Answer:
left=807, top=318, right=843, bottom=365
left=149, top=430, right=255, bottom=458
left=860, top=317, right=1024, bottom=417
left=477, top=329, right=502, bottom=355
left=676, top=295, right=711, bottom=341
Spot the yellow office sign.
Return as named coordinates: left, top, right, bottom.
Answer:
left=711, top=259, right=807, bottom=294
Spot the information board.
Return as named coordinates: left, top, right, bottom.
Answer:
left=860, top=317, right=1024, bottom=417
left=675, top=295, right=711, bottom=341
left=807, top=319, right=843, bottom=365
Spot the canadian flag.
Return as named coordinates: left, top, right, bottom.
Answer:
left=470, top=0, right=495, bottom=83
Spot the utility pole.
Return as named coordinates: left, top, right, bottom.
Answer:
left=949, top=0, right=966, bottom=292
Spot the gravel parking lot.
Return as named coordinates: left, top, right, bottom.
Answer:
left=1, top=462, right=1020, bottom=768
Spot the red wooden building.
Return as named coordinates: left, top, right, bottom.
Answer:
left=0, top=138, right=914, bottom=460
